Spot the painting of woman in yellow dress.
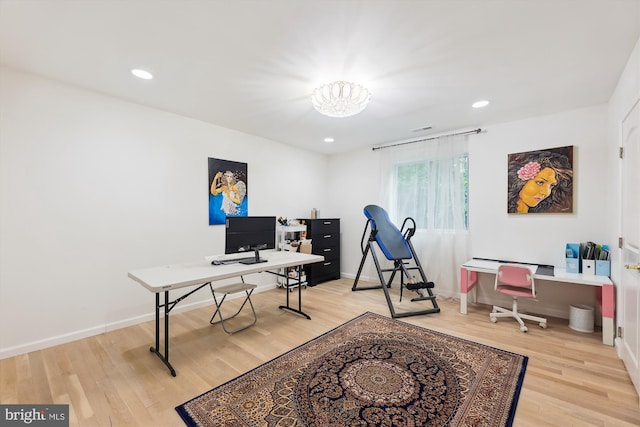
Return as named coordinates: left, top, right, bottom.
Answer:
left=507, top=146, right=573, bottom=214
left=208, top=158, right=248, bottom=225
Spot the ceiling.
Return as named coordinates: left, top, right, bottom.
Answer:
left=1, top=1, right=639, bottom=155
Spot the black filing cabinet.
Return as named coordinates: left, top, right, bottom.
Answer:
left=300, top=218, right=340, bottom=286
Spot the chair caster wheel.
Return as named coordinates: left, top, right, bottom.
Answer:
left=490, top=317, right=497, bottom=323
left=520, top=326, right=528, bottom=332
left=539, top=322, right=547, bottom=329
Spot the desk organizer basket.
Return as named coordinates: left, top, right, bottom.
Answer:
left=582, top=257, right=595, bottom=275
left=565, top=243, right=581, bottom=273
left=595, top=260, right=611, bottom=277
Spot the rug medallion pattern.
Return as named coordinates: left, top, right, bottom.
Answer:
left=176, top=312, right=527, bottom=426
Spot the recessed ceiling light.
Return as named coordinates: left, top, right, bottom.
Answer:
left=324, top=137, right=335, bottom=143
left=131, top=68, right=153, bottom=80
left=472, top=100, right=489, bottom=108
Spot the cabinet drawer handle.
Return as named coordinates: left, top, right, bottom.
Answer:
left=323, top=234, right=332, bottom=238
left=323, top=262, right=332, bottom=266
left=323, top=248, right=332, bottom=252
left=323, top=221, right=332, bottom=225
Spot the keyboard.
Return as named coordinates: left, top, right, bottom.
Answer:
left=220, top=257, right=258, bottom=265
left=535, top=265, right=555, bottom=276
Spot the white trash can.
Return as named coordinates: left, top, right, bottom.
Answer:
left=569, top=304, right=594, bottom=333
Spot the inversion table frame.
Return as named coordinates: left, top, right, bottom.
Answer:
left=352, top=205, right=440, bottom=318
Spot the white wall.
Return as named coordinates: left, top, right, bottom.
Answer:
left=0, top=67, right=329, bottom=358
left=325, top=147, right=382, bottom=285
left=469, top=106, right=609, bottom=265
left=330, top=105, right=611, bottom=319
left=2, top=37, right=634, bottom=356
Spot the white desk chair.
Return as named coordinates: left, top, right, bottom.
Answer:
left=209, top=278, right=257, bottom=334
left=490, top=264, right=547, bottom=332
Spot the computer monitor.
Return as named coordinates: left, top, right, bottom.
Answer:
left=225, top=216, right=276, bottom=264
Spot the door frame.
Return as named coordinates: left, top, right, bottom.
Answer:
left=616, top=94, right=640, bottom=401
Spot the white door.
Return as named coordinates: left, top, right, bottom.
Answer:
left=620, top=97, right=640, bottom=399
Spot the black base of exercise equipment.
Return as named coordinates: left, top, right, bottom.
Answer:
left=352, top=205, right=440, bottom=318
left=405, top=281, right=434, bottom=290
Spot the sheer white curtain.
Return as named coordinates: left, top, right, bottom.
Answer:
left=378, top=134, right=470, bottom=298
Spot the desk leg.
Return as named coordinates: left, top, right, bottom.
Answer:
left=460, top=268, right=478, bottom=315
left=279, top=265, right=311, bottom=319
left=150, top=291, right=177, bottom=376
left=598, top=284, right=615, bottom=346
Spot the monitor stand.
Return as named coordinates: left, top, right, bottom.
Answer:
left=240, top=247, right=268, bottom=265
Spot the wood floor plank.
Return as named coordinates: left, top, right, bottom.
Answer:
left=0, top=278, right=638, bottom=426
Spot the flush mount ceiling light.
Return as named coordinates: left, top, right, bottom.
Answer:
left=311, top=81, right=371, bottom=118
left=131, top=68, right=153, bottom=80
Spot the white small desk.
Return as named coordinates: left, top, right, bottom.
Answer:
left=128, top=251, right=324, bottom=376
left=460, top=259, right=615, bottom=346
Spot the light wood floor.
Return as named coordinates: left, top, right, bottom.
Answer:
left=1, top=279, right=639, bottom=426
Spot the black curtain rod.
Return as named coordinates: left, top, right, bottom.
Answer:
left=371, top=128, right=482, bottom=151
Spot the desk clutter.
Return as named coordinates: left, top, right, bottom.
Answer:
left=565, top=242, right=610, bottom=276
left=277, top=219, right=312, bottom=254
left=278, top=217, right=341, bottom=286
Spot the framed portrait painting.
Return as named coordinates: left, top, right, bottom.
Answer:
left=507, top=145, right=573, bottom=214
left=208, top=158, right=248, bottom=225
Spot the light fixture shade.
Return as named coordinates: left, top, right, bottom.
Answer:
left=311, top=81, right=371, bottom=118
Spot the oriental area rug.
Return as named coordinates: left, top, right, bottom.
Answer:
left=176, top=312, right=527, bottom=427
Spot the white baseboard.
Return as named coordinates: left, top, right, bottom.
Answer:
left=0, top=283, right=277, bottom=360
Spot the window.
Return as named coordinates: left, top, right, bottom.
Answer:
left=393, top=154, right=468, bottom=231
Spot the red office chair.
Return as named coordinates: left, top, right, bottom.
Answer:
left=489, top=264, right=547, bottom=332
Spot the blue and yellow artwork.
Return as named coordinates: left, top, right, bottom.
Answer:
left=208, top=158, right=248, bottom=225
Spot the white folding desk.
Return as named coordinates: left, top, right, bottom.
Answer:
left=128, top=251, right=324, bottom=376
left=459, top=259, right=615, bottom=346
